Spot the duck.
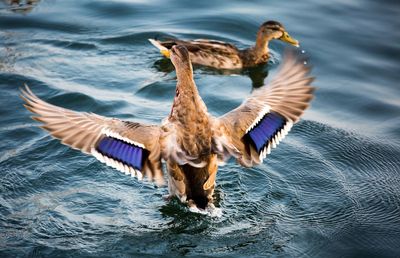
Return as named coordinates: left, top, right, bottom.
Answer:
left=149, top=21, right=299, bottom=70
left=21, top=45, right=314, bottom=213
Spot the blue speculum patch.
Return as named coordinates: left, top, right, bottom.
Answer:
left=246, top=111, right=286, bottom=153
left=96, top=136, right=146, bottom=170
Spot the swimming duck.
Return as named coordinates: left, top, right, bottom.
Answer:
left=149, top=21, right=299, bottom=70
left=21, top=45, right=314, bottom=212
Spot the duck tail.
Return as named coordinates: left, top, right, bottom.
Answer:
left=148, top=39, right=170, bottom=58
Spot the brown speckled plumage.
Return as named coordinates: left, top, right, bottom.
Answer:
left=149, top=20, right=299, bottom=70
left=21, top=45, right=313, bottom=213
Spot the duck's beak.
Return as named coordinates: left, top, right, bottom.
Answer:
left=280, top=31, right=300, bottom=47
left=161, top=49, right=171, bottom=58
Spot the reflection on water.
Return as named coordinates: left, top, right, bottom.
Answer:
left=153, top=57, right=270, bottom=88
left=0, top=0, right=400, bottom=257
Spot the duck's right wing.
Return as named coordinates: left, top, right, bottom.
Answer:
left=212, top=51, right=315, bottom=167
left=21, top=86, right=164, bottom=185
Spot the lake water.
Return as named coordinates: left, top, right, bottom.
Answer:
left=0, top=0, right=399, bottom=257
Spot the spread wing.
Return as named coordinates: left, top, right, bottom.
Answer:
left=21, top=86, right=164, bottom=185
left=213, top=51, right=315, bottom=166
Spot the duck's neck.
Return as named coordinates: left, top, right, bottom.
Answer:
left=176, top=70, right=195, bottom=88
left=253, top=33, right=272, bottom=60
left=170, top=67, right=208, bottom=123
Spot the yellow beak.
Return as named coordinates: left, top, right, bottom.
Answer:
left=280, top=31, right=300, bottom=47
left=160, top=49, right=171, bottom=58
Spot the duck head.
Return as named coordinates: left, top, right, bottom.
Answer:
left=256, top=20, right=299, bottom=50
left=170, top=44, right=194, bottom=81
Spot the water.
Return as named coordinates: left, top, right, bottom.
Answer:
left=1, top=0, right=399, bottom=257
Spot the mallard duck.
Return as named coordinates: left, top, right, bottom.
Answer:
left=21, top=45, right=314, bottom=213
left=149, top=21, right=299, bottom=70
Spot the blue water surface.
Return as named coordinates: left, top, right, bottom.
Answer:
left=0, top=0, right=399, bottom=257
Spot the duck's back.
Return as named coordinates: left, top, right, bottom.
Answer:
left=156, top=38, right=243, bottom=69
left=161, top=84, right=218, bottom=208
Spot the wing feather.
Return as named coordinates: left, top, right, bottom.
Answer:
left=21, top=85, right=164, bottom=185
left=213, top=50, right=315, bottom=166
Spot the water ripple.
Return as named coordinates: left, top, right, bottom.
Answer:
left=1, top=0, right=400, bottom=257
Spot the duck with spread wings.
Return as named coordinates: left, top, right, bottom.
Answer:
left=21, top=45, right=314, bottom=212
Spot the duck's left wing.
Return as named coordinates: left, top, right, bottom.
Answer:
left=21, top=86, right=164, bottom=185
left=212, top=51, right=315, bottom=167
